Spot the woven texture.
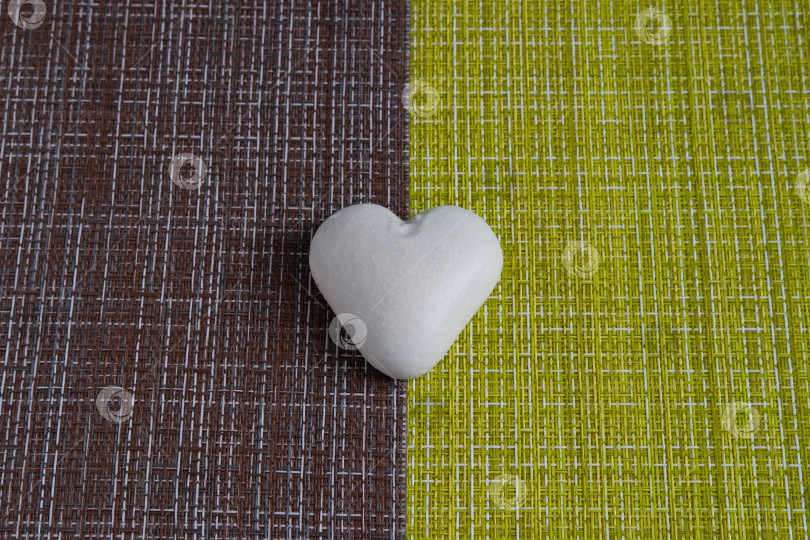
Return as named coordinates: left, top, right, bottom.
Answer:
left=0, top=1, right=407, bottom=537
left=408, top=0, right=809, bottom=538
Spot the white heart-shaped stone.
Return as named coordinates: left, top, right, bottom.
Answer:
left=309, top=203, right=503, bottom=379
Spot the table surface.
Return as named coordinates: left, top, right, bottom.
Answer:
left=0, top=1, right=407, bottom=538
left=1, top=0, right=809, bottom=539
left=408, top=0, right=810, bottom=538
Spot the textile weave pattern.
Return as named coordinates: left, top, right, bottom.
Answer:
left=0, top=1, right=408, bottom=538
left=408, top=0, right=809, bottom=538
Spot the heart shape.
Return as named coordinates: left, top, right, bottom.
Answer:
left=309, top=203, right=503, bottom=379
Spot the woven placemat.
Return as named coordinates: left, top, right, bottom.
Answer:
left=409, top=0, right=809, bottom=537
left=0, top=1, right=407, bottom=537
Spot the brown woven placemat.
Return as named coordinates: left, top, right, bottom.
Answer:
left=0, top=1, right=408, bottom=537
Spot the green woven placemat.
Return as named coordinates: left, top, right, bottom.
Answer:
left=408, top=0, right=809, bottom=537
